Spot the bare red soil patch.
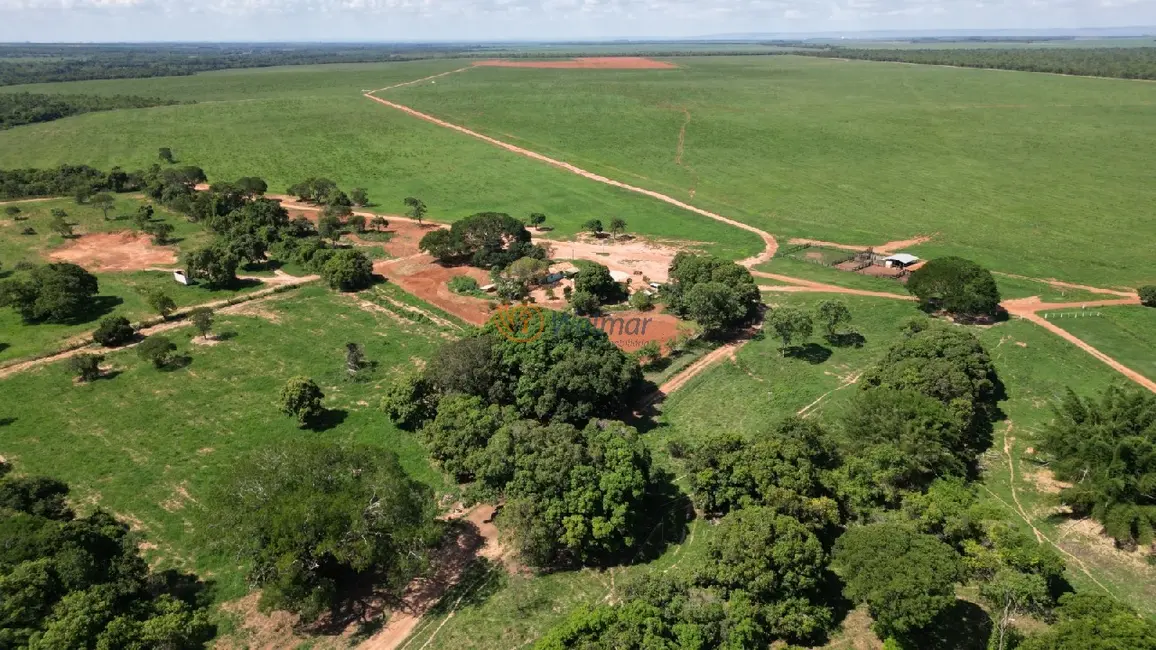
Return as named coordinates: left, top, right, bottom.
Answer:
left=48, top=231, right=177, bottom=272
left=472, top=57, right=677, bottom=70
left=379, top=255, right=493, bottom=325
left=595, top=310, right=684, bottom=353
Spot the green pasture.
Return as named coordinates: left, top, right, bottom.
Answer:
left=1051, top=305, right=1156, bottom=381
left=383, top=55, right=1156, bottom=287
left=0, top=63, right=763, bottom=262
left=0, top=284, right=452, bottom=598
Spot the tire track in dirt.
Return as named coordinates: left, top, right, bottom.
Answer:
left=362, top=91, right=778, bottom=267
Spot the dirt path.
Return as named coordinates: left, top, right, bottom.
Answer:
left=656, top=343, right=741, bottom=396
left=0, top=197, right=56, bottom=207
left=754, top=271, right=915, bottom=301
left=0, top=275, right=318, bottom=380
left=362, top=91, right=778, bottom=267
left=1004, top=296, right=1156, bottom=394
left=786, top=235, right=933, bottom=255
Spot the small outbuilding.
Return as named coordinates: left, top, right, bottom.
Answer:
left=609, top=270, right=632, bottom=283
left=883, top=253, right=920, bottom=269
left=173, top=270, right=191, bottom=285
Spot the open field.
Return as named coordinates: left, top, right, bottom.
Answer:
left=0, top=62, right=763, bottom=261
left=0, top=197, right=266, bottom=361
left=0, top=284, right=454, bottom=599
left=382, top=55, right=1156, bottom=287
left=1051, top=305, right=1156, bottom=382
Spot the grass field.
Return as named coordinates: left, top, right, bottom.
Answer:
left=0, top=62, right=763, bottom=261
left=380, top=55, right=1156, bottom=288
left=1051, top=305, right=1156, bottom=382
left=0, top=284, right=454, bottom=599
left=0, top=197, right=266, bottom=362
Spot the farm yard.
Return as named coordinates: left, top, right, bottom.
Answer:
left=1, top=43, right=1156, bottom=650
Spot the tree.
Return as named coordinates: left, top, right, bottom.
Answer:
left=420, top=394, right=508, bottom=481
left=907, top=256, right=1001, bottom=318
left=628, top=290, right=654, bottom=311
left=235, top=176, right=268, bottom=196
left=206, top=443, right=439, bottom=621
left=182, top=244, right=238, bottom=288
left=73, top=184, right=92, bottom=204
left=529, top=212, right=547, bottom=229
left=815, top=299, right=852, bottom=339
left=0, top=262, right=98, bottom=323
left=137, top=335, right=177, bottom=368
left=49, top=213, right=73, bottom=238
left=50, top=208, right=67, bottom=219
left=1019, top=592, right=1156, bottom=650
left=582, top=219, right=604, bottom=236
left=347, top=213, right=367, bottom=234
left=1037, top=385, right=1156, bottom=548
left=189, top=307, right=213, bottom=339
left=609, top=218, right=627, bottom=238
left=147, top=221, right=174, bottom=245
left=767, top=306, right=814, bottom=353
left=1140, top=285, right=1156, bottom=307
left=349, top=187, right=369, bottom=207
left=90, top=192, right=115, bottom=220
left=92, top=315, right=134, bottom=347
left=278, top=376, right=325, bottom=426
left=370, top=215, right=389, bottom=231
left=683, top=282, right=747, bottom=336
left=574, top=263, right=625, bottom=304
left=381, top=371, right=436, bottom=430
left=146, top=290, right=176, bottom=319
left=158, top=147, right=174, bottom=164
left=419, top=212, right=543, bottom=269
left=67, top=353, right=104, bottom=382
left=404, top=196, right=427, bottom=224
left=694, top=506, right=833, bottom=642
left=569, top=290, right=600, bottom=316
left=317, top=212, right=342, bottom=243
left=666, top=252, right=761, bottom=324
left=831, top=523, right=961, bottom=640
left=970, top=523, right=1066, bottom=650
left=321, top=249, right=374, bottom=292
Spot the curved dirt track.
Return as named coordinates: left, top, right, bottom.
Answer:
left=363, top=91, right=778, bottom=267
left=754, top=270, right=916, bottom=301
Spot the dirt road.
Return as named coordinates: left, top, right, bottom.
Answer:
left=753, top=270, right=916, bottom=301
left=362, top=92, right=778, bottom=267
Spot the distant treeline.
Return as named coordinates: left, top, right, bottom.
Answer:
left=796, top=46, right=1156, bottom=79
left=0, top=92, right=184, bottom=129
left=0, top=164, right=141, bottom=199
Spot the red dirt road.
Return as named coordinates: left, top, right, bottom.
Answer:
left=362, top=92, right=778, bottom=267
left=472, top=57, right=677, bottom=69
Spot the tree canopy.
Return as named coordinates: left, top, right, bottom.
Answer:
left=419, top=212, right=545, bottom=269
left=0, top=262, right=98, bottom=323
left=906, top=256, right=1001, bottom=317
left=665, top=253, right=760, bottom=332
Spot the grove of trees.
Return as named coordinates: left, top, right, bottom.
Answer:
left=0, top=92, right=182, bottom=130
left=906, top=256, right=1002, bottom=318
left=0, top=262, right=99, bottom=323
left=664, top=252, right=761, bottom=336
left=419, top=211, right=547, bottom=269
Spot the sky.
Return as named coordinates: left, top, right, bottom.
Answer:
left=0, top=0, right=1153, bottom=42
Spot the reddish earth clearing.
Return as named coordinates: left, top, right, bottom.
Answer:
left=48, top=231, right=177, bottom=272
left=472, top=57, right=677, bottom=69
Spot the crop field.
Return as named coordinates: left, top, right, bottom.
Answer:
left=1051, top=305, right=1156, bottom=381
left=0, top=197, right=265, bottom=361
left=380, top=55, right=1156, bottom=287
left=0, top=283, right=455, bottom=599
left=0, top=62, right=763, bottom=261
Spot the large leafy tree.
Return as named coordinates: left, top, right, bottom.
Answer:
left=182, top=244, right=238, bottom=288
left=420, top=394, right=510, bottom=482
left=419, top=212, right=545, bottom=269
left=321, top=249, right=373, bottom=292
left=1038, top=385, right=1156, bottom=548
left=1020, top=593, right=1156, bottom=650
left=0, top=263, right=98, bottom=323
left=831, top=523, right=961, bottom=641
left=683, top=282, right=748, bottom=337
left=206, top=443, right=439, bottom=621
left=666, top=252, right=760, bottom=328
left=0, top=470, right=213, bottom=649
left=906, top=256, right=1001, bottom=317
left=474, top=419, right=654, bottom=568
left=573, top=263, right=625, bottom=305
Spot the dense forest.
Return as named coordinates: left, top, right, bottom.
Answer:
left=796, top=46, right=1156, bottom=79
left=0, top=92, right=183, bottom=129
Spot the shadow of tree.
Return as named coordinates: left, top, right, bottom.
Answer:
left=827, top=331, right=866, bottom=348
left=902, top=599, right=992, bottom=650
left=307, top=408, right=349, bottom=432
left=785, top=343, right=833, bottom=364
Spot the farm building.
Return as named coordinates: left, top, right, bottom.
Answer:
left=884, top=253, right=920, bottom=269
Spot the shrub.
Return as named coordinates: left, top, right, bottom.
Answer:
left=92, top=315, right=135, bottom=347
left=137, top=335, right=177, bottom=368
left=146, top=290, right=176, bottom=319
left=907, top=256, right=1001, bottom=317
left=1140, top=285, right=1156, bottom=307
left=448, top=275, right=480, bottom=294
left=321, top=249, right=373, bottom=292
left=629, top=290, right=655, bottom=311
left=570, top=290, right=600, bottom=316
left=67, top=353, right=104, bottom=382
left=279, top=376, right=325, bottom=426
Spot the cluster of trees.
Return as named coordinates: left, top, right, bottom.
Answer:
left=382, top=313, right=664, bottom=568
left=286, top=177, right=369, bottom=209
left=419, top=211, right=547, bottom=269
left=764, top=299, right=856, bottom=354
left=0, top=463, right=214, bottom=648
left=0, top=262, right=99, bottom=323
left=569, top=262, right=627, bottom=315
left=664, top=252, right=761, bottom=335
left=0, top=164, right=143, bottom=200
left=1141, top=285, right=1156, bottom=307
left=1037, top=385, right=1156, bottom=552
left=907, top=256, right=1002, bottom=318
left=0, top=92, right=182, bottom=130
left=794, top=46, right=1156, bottom=80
